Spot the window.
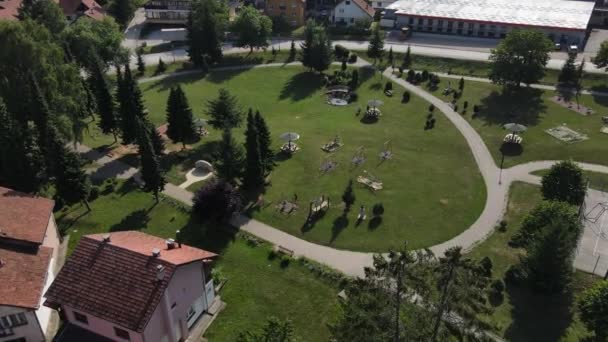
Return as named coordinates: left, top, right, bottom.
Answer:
left=73, top=312, right=88, bottom=325
left=345, top=0, right=350, bottom=4
left=377, top=1, right=381, bottom=6
left=114, top=327, right=130, bottom=340
left=0, top=313, right=28, bottom=329
left=417, top=18, right=423, bottom=25
left=457, top=21, right=463, bottom=28
left=408, top=17, right=414, bottom=24
left=350, top=17, right=354, bottom=23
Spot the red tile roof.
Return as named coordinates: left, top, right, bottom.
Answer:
left=59, top=0, right=105, bottom=19
left=351, top=0, right=375, bottom=17
left=0, top=245, right=52, bottom=309
left=44, top=231, right=216, bottom=332
left=0, top=0, right=22, bottom=20
left=0, top=187, right=54, bottom=245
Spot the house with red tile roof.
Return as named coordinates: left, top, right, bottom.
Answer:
left=44, top=231, right=218, bottom=342
left=0, top=0, right=22, bottom=20
left=58, top=0, right=105, bottom=21
left=331, top=0, right=375, bottom=26
left=0, top=186, right=61, bottom=342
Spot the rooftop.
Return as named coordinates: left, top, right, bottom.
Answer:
left=0, top=244, right=52, bottom=309
left=0, top=186, right=55, bottom=245
left=0, top=0, right=22, bottom=20
left=385, top=0, right=595, bottom=31
left=58, top=0, right=106, bottom=20
left=44, top=231, right=216, bottom=332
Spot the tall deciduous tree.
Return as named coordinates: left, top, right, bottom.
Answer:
left=136, top=118, right=166, bottom=202
left=192, top=178, right=243, bottom=223
left=367, top=27, right=384, bottom=64
left=541, top=160, right=587, bottom=206
left=90, top=60, right=118, bottom=141
left=242, top=110, right=265, bottom=189
left=187, top=0, right=227, bottom=66
left=214, top=129, right=244, bottom=185
left=489, top=29, right=553, bottom=87
left=232, top=6, right=272, bottom=52
left=62, top=17, right=126, bottom=70
left=165, top=86, right=197, bottom=148
left=206, top=88, right=242, bottom=130
left=579, top=281, right=608, bottom=341
left=254, top=110, right=274, bottom=173
left=18, top=0, right=66, bottom=36
left=559, top=53, right=577, bottom=85
left=109, top=0, right=135, bottom=29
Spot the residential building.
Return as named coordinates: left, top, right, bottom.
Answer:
left=144, top=0, right=190, bottom=24
left=371, top=0, right=395, bottom=10
left=383, top=0, right=595, bottom=46
left=265, top=0, right=306, bottom=27
left=0, top=186, right=61, bottom=342
left=44, top=231, right=218, bottom=342
left=0, top=0, right=21, bottom=20
left=58, top=0, right=106, bottom=21
left=331, top=0, right=374, bottom=26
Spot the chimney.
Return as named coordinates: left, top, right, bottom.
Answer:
left=102, top=234, right=111, bottom=243
left=175, top=230, right=182, bottom=248
left=152, top=248, right=161, bottom=257
left=156, top=264, right=165, bottom=281
left=166, top=239, right=176, bottom=250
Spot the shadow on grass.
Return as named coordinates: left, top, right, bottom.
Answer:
left=279, top=72, right=323, bottom=101
left=330, top=212, right=349, bottom=244
left=301, top=209, right=327, bottom=233
left=89, top=153, right=138, bottom=181
left=115, top=179, right=139, bottom=197
left=368, top=81, right=383, bottom=91
left=500, top=143, right=524, bottom=157
left=368, top=216, right=382, bottom=230
left=110, top=209, right=151, bottom=231
left=504, top=284, right=574, bottom=342
left=478, top=87, right=546, bottom=126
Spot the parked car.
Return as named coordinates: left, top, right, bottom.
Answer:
left=568, top=45, right=579, bottom=53
left=554, top=42, right=561, bottom=51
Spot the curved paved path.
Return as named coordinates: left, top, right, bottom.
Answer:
left=88, top=60, right=608, bottom=277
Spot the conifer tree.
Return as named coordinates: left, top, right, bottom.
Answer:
left=289, top=40, right=296, bottom=61
left=388, top=46, right=394, bottom=68
left=242, top=110, right=264, bottom=189
left=109, top=0, right=134, bottom=29
left=254, top=110, right=275, bottom=172
left=367, top=27, right=385, bottom=64
left=214, top=128, right=244, bottom=185
left=146, top=120, right=165, bottom=156
left=136, top=118, right=166, bottom=202
left=117, top=64, right=148, bottom=144
left=402, top=45, right=412, bottom=68
left=206, top=88, right=242, bottom=130
left=166, top=85, right=197, bottom=149
left=300, top=20, right=332, bottom=73
left=91, top=60, right=118, bottom=142
left=156, top=58, right=166, bottom=74
left=137, top=47, right=145, bottom=74
left=300, top=19, right=316, bottom=70
left=48, top=127, right=91, bottom=210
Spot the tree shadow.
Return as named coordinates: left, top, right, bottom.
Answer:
left=89, top=153, right=139, bottom=182
left=110, top=209, right=151, bottom=231
left=143, top=70, right=208, bottom=92
left=279, top=72, right=323, bottom=101
left=115, top=179, right=139, bottom=196
left=590, top=86, right=608, bottom=107
left=504, top=283, right=574, bottom=342
left=179, top=216, right=237, bottom=255
left=499, top=143, right=524, bottom=157
left=330, top=212, right=349, bottom=244
left=478, top=87, right=546, bottom=126
left=368, top=82, right=383, bottom=91
left=161, top=141, right=221, bottom=176
left=301, top=209, right=327, bottom=233
left=358, top=66, right=376, bottom=85
left=368, top=216, right=382, bottom=230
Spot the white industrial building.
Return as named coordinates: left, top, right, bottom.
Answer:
left=382, top=0, right=595, bottom=46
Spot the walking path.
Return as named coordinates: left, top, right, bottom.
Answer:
left=81, top=61, right=608, bottom=278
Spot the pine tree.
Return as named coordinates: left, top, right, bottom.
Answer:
left=187, top=0, right=225, bottom=66
left=136, top=118, right=166, bottom=202
left=388, top=46, right=394, bottom=68
left=48, top=127, right=91, bottom=210
left=214, top=128, right=244, bottom=185
left=289, top=40, right=296, bottom=61
left=350, top=69, right=359, bottom=89
left=402, top=45, right=412, bottom=69
left=117, top=64, right=149, bottom=144
left=300, top=19, right=316, bottom=70
left=242, top=111, right=264, bottom=189
left=166, top=85, right=197, bottom=149
left=109, top=0, right=134, bottom=29
left=367, top=27, right=385, bottom=64
left=156, top=58, right=166, bottom=75
left=254, top=110, right=275, bottom=172
left=206, top=88, right=242, bottom=130
left=91, top=60, right=118, bottom=142
left=137, top=47, right=145, bottom=75
left=458, top=77, right=465, bottom=92
left=146, top=120, right=165, bottom=156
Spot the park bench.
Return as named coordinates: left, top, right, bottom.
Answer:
left=276, top=245, right=294, bottom=257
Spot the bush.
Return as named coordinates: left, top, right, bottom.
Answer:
left=406, top=69, right=415, bottom=82
left=155, top=58, right=167, bottom=75
left=505, top=264, right=527, bottom=285
left=402, top=91, right=410, bottom=103
left=384, top=81, right=392, bottom=92
left=349, top=92, right=358, bottom=102
left=498, top=220, right=508, bottom=232
left=372, top=203, right=384, bottom=216
left=479, top=256, right=493, bottom=277
left=348, top=53, right=358, bottom=63
left=428, top=104, right=435, bottom=112
left=268, top=249, right=278, bottom=260
left=491, top=279, right=505, bottom=294
left=335, top=44, right=350, bottom=59
left=192, top=179, right=243, bottom=223
left=421, top=69, right=429, bottom=81
left=88, top=186, right=100, bottom=201
left=280, top=256, right=291, bottom=268
left=473, top=104, right=480, bottom=113
left=453, top=104, right=458, bottom=112
left=463, top=101, right=469, bottom=109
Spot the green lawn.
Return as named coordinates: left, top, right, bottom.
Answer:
left=467, top=182, right=598, bottom=341
left=139, top=65, right=486, bottom=252
left=418, top=75, right=608, bottom=168
left=54, top=179, right=340, bottom=341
